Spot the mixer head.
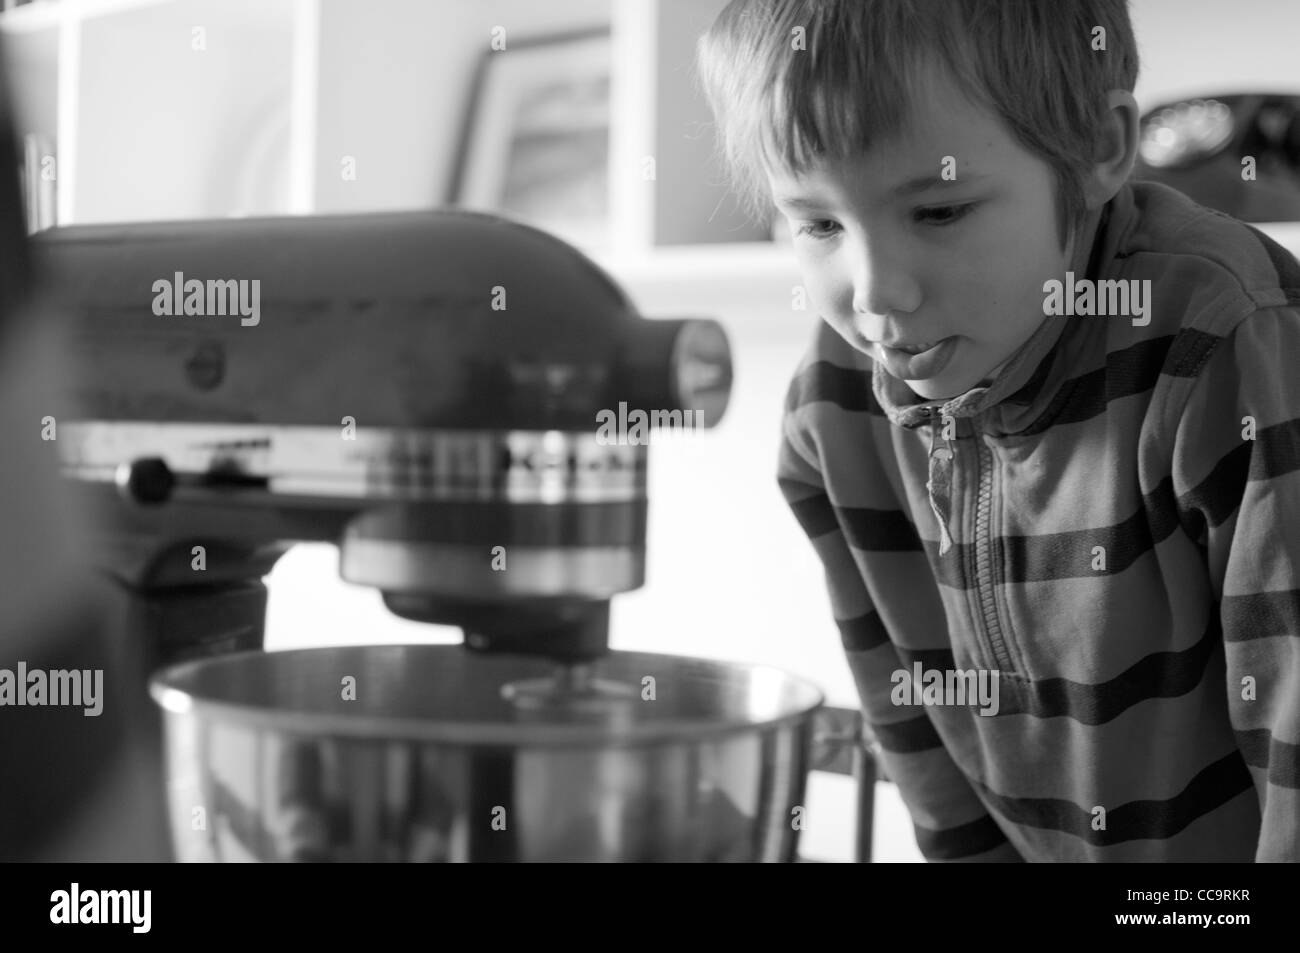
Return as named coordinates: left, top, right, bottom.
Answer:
left=37, top=211, right=733, bottom=663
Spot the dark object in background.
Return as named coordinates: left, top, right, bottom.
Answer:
left=1133, top=93, right=1300, bottom=222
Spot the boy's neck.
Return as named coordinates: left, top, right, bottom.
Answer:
left=1070, top=205, right=1109, bottom=282
left=976, top=209, right=1106, bottom=389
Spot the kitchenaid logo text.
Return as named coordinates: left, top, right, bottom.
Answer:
left=152, top=272, right=260, bottom=326
left=595, top=403, right=704, bottom=445
left=891, top=663, right=999, bottom=716
left=0, top=662, right=103, bottom=716
left=1043, top=272, right=1151, bottom=326
left=50, top=884, right=150, bottom=933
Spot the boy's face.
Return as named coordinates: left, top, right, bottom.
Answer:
left=769, top=70, right=1084, bottom=401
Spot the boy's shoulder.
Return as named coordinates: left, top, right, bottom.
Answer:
left=1094, top=181, right=1300, bottom=433
left=1111, top=180, right=1300, bottom=343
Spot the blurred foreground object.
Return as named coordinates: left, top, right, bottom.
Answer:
left=0, top=39, right=169, bottom=862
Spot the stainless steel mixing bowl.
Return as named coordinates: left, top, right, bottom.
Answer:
left=149, top=645, right=824, bottom=862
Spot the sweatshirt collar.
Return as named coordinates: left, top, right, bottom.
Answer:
left=871, top=183, right=1136, bottom=435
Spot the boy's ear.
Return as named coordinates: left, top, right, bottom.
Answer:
left=1084, top=90, right=1141, bottom=210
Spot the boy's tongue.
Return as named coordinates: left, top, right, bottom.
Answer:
left=878, top=336, right=958, bottom=381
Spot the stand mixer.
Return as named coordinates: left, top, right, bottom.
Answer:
left=31, top=210, right=859, bottom=862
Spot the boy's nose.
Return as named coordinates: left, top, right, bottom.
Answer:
left=852, top=253, right=920, bottom=320
left=847, top=232, right=920, bottom=317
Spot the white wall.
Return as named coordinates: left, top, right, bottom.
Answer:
left=75, top=0, right=297, bottom=223
left=1131, top=0, right=1300, bottom=108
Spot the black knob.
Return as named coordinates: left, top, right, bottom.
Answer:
left=115, top=457, right=175, bottom=505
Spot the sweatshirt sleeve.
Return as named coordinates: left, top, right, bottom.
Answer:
left=1170, top=304, right=1300, bottom=863
left=776, top=394, right=1024, bottom=862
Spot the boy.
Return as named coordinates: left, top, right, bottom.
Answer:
left=698, top=0, right=1299, bottom=861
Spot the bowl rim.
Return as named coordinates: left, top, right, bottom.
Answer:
left=148, top=644, right=827, bottom=747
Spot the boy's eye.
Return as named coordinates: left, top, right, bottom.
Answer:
left=913, top=203, right=977, bottom=226
left=795, top=220, right=842, bottom=240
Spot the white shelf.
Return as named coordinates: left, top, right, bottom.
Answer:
left=597, top=220, right=1300, bottom=323
left=594, top=241, right=808, bottom=325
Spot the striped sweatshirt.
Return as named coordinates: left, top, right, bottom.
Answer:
left=777, top=181, right=1300, bottom=862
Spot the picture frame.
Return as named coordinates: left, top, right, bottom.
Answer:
left=449, top=28, right=612, bottom=252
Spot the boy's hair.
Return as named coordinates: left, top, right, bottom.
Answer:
left=696, top=0, right=1140, bottom=248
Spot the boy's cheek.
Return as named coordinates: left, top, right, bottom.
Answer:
left=805, top=291, right=856, bottom=343
left=826, top=318, right=872, bottom=357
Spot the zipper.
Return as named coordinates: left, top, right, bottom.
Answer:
left=926, top=408, right=1017, bottom=674
left=925, top=407, right=955, bottom=555
left=973, top=437, right=1017, bottom=674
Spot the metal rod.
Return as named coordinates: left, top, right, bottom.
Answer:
left=853, top=745, right=876, bottom=863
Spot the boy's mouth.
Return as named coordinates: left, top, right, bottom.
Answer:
left=875, top=336, right=958, bottom=380
left=884, top=340, right=939, bottom=354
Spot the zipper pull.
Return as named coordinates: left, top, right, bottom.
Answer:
left=926, top=410, right=955, bottom=556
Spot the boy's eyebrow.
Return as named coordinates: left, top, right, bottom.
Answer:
left=774, top=195, right=832, bottom=211
left=889, top=171, right=989, bottom=196
left=775, top=172, right=990, bottom=210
